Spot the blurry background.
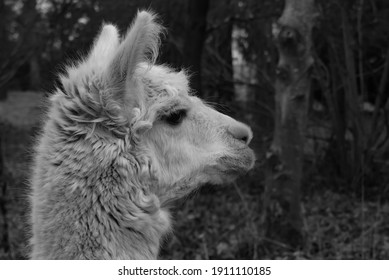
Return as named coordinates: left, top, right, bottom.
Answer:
left=0, top=0, right=389, bottom=259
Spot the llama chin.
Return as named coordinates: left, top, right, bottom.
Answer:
left=30, top=10, right=255, bottom=259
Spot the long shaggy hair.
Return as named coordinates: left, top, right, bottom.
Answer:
left=30, top=11, right=255, bottom=259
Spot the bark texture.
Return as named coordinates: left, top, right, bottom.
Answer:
left=262, top=0, right=316, bottom=249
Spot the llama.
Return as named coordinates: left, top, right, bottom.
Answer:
left=30, top=11, right=255, bottom=259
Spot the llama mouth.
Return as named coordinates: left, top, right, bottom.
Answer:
left=217, top=146, right=256, bottom=174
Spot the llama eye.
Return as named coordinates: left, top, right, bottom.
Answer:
left=163, top=110, right=187, bottom=126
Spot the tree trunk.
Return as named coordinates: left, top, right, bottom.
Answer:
left=183, top=0, right=209, bottom=97
left=0, top=131, right=9, bottom=255
left=0, top=0, right=9, bottom=100
left=341, top=6, right=364, bottom=187
left=207, top=0, right=234, bottom=103
left=261, top=0, right=316, bottom=250
left=215, top=17, right=234, bottom=103
left=29, top=52, right=41, bottom=90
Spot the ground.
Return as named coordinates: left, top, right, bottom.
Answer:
left=0, top=91, right=388, bottom=259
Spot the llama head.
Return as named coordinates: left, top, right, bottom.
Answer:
left=59, top=11, right=255, bottom=203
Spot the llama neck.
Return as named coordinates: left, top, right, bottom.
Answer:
left=72, top=137, right=172, bottom=259
left=31, top=119, right=171, bottom=259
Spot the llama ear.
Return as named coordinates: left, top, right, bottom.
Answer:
left=61, top=24, right=120, bottom=90
left=87, top=24, right=120, bottom=71
left=107, top=11, right=163, bottom=89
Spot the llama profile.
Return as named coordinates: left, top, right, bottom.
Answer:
left=30, top=11, right=255, bottom=259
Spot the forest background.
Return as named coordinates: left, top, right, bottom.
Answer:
left=0, top=0, right=388, bottom=259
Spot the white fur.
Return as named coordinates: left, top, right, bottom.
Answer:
left=30, top=11, right=255, bottom=259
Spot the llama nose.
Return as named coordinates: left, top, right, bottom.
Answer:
left=228, top=122, right=253, bottom=145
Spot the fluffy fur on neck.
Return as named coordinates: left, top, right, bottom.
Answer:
left=30, top=89, right=171, bottom=259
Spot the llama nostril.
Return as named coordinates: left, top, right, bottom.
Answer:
left=228, top=123, right=253, bottom=145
